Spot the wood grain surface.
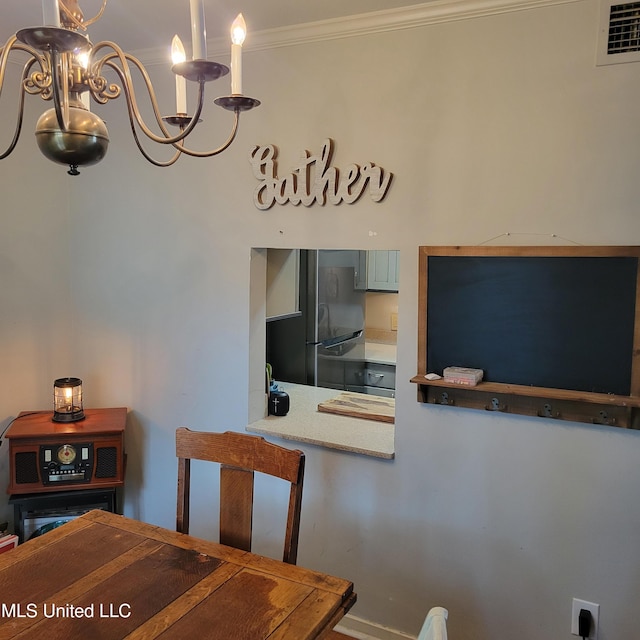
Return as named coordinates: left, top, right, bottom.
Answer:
left=317, top=392, right=395, bottom=423
left=0, top=510, right=355, bottom=640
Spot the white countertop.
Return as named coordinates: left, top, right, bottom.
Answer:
left=363, top=342, right=396, bottom=365
left=318, top=341, right=397, bottom=365
left=247, top=383, right=395, bottom=459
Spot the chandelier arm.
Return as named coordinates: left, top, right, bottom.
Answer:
left=95, top=45, right=203, bottom=144
left=171, top=109, right=241, bottom=158
left=0, top=37, right=19, bottom=101
left=20, top=50, right=53, bottom=99
left=60, top=0, right=108, bottom=30
left=1, top=36, right=49, bottom=98
left=97, top=56, right=183, bottom=166
left=101, top=54, right=201, bottom=143
left=0, top=58, right=35, bottom=160
left=100, top=55, right=240, bottom=161
left=0, top=36, right=20, bottom=86
left=0, top=39, right=50, bottom=159
left=100, top=53, right=240, bottom=158
left=124, top=116, right=183, bottom=167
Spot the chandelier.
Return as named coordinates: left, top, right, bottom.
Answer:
left=0, top=0, right=260, bottom=175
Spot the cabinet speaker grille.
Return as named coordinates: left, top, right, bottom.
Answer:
left=95, top=447, right=118, bottom=478
left=15, top=452, right=39, bottom=484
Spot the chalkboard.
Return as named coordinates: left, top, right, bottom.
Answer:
left=422, top=248, right=640, bottom=397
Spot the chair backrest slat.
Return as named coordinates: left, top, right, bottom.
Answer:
left=219, top=465, right=254, bottom=551
left=176, top=428, right=305, bottom=564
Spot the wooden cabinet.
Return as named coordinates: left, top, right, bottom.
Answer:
left=6, top=407, right=127, bottom=495
left=316, top=358, right=346, bottom=390
left=357, top=250, right=400, bottom=291
left=266, top=249, right=300, bottom=320
left=364, top=363, right=396, bottom=391
left=324, top=358, right=396, bottom=398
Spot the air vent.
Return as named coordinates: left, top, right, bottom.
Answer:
left=597, top=0, right=640, bottom=65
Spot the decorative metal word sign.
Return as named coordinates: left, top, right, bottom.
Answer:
left=249, top=138, right=392, bottom=210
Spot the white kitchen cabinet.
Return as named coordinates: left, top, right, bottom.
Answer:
left=266, top=249, right=300, bottom=320
left=366, top=250, right=399, bottom=291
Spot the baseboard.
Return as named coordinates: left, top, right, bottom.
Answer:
left=334, top=614, right=416, bottom=640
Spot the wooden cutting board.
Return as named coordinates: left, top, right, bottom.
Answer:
left=317, top=391, right=395, bottom=423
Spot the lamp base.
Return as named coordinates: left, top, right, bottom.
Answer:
left=52, top=409, right=85, bottom=423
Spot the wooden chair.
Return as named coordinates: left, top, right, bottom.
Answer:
left=176, top=427, right=305, bottom=564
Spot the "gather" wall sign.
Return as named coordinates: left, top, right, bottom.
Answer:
left=249, top=139, right=392, bottom=210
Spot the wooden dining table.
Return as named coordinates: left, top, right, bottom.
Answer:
left=0, top=509, right=356, bottom=639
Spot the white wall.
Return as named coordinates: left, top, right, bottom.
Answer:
left=0, top=89, right=75, bottom=525
left=2, top=1, right=640, bottom=638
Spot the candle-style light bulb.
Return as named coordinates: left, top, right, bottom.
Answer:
left=172, top=35, right=187, bottom=115
left=42, top=0, right=61, bottom=27
left=230, top=13, right=246, bottom=95
left=64, top=387, right=73, bottom=410
left=190, top=0, right=207, bottom=60
left=77, top=51, right=91, bottom=110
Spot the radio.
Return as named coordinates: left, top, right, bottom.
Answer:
left=6, top=408, right=126, bottom=495
left=40, top=443, right=94, bottom=485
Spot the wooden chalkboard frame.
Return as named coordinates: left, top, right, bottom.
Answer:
left=410, top=246, right=640, bottom=429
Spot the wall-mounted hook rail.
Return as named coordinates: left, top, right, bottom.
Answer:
left=411, top=376, right=640, bottom=429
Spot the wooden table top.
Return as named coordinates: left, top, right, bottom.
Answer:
left=0, top=510, right=356, bottom=639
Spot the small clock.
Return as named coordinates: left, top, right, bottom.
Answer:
left=57, top=444, right=77, bottom=465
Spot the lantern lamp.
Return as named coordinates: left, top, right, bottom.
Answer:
left=53, top=377, right=85, bottom=422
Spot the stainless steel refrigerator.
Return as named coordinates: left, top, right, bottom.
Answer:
left=266, top=250, right=366, bottom=388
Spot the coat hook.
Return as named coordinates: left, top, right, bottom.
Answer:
left=537, top=403, right=561, bottom=419
left=485, top=397, right=507, bottom=412
left=593, top=410, right=616, bottom=426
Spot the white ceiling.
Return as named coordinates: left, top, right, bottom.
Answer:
left=2, top=0, right=421, bottom=52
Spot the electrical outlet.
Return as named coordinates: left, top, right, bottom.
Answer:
left=390, top=312, right=398, bottom=331
left=571, top=598, right=599, bottom=639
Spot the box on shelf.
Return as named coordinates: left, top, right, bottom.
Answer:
left=443, top=366, right=484, bottom=386
left=0, top=533, right=18, bottom=554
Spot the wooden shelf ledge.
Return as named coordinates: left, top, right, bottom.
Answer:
left=410, top=375, right=640, bottom=429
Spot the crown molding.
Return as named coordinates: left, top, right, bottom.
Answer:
left=247, top=0, right=583, bottom=50
left=136, top=0, right=585, bottom=64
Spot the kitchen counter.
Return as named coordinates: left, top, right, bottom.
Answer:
left=318, top=341, right=397, bottom=365
left=364, top=341, right=396, bottom=365
left=247, top=383, right=394, bottom=459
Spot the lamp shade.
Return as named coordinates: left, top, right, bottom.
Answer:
left=53, top=377, right=85, bottom=422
